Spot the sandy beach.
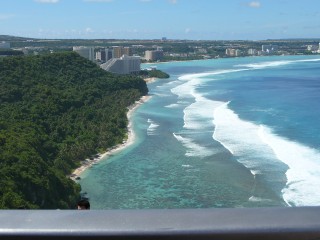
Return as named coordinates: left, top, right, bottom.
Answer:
left=143, top=77, right=157, bottom=83
left=70, top=95, right=151, bottom=180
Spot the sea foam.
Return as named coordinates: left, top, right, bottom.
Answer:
left=172, top=73, right=222, bottom=130
left=174, top=59, right=320, bottom=206
left=165, top=103, right=180, bottom=108
left=183, top=93, right=222, bottom=130
left=212, top=102, right=290, bottom=200
left=213, top=102, right=276, bottom=161
left=213, top=101, right=320, bottom=206
left=171, top=73, right=222, bottom=158
left=236, top=58, right=320, bottom=69
left=173, top=133, right=216, bottom=158
left=259, top=126, right=320, bottom=206
left=147, top=119, right=159, bottom=136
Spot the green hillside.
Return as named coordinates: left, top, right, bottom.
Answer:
left=0, top=52, right=148, bottom=209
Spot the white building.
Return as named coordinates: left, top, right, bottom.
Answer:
left=73, top=46, right=95, bottom=61
left=145, top=49, right=164, bottom=61
left=0, top=41, right=10, bottom=49
left=225, top=48, right=241, bottom=57
left=248, top=49, right=257, bottom=55
left=100, top=55, right=141, bottom=74
left=96, top=48, right=113, bottom=62
left=262, top=45, right=278, bottom=53
left=307, top=45, right=318, bottom=51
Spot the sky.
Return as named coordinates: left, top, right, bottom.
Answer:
left=1, top=0, right=320, bottom=40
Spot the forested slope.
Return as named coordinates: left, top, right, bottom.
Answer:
left=0, top=52, right=148, bottom=209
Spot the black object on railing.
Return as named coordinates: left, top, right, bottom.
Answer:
left=0, top=207, right=320, bottom=240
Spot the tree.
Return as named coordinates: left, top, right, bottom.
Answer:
left=0, top=52, right=148, bottom=209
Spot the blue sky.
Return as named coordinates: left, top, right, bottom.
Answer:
left=1, top=0, right=320, bottom=40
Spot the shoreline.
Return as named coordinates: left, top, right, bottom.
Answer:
left=70, top=95, right=151, bottom=181
left=143, top=77, right=157, bottom=83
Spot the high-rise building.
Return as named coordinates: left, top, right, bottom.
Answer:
left=96, top=49, right=106, bottom=62
left=145, top=49, right=164, bottom=61
left=95, top=48, right=114, bottom=63
left=106, top=48, right=114, bottom=60
left=113, top=46, right=122, bottom=58
left=123, top=47, right=132, bottom=56
left=100, top=55, right=141, bottom=75
left=73, top=46, right=95, bottom=61
left=113, top=46, right=132, bottom=58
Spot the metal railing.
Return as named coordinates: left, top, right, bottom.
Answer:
left=1, top=207, right=320, bottom=239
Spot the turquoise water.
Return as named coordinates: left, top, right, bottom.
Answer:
left=79, top=55, right=320, bottom=209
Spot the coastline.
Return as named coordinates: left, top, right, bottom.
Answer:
left=70, top=94, right=151, bottom=181
left=143, top=77, right=157, bottom=83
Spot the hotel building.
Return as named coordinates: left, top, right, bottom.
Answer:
left=100, top=55, right=141, bottom=75
left=73, top=46, right=95, bottom=61
left=145, top=49, right=164, bottom=61
left=96, top=48, right=114, bottom=62
left=113, top=46, right=132, bottom=58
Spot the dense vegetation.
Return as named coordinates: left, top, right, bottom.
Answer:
left=0, top=50, right=24, bottom=56
left=139, top=69, right=170, bottom=79
left=0, top=52, right=148, bottom=209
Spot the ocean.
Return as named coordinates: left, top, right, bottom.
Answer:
left=79, top=55, right=320, bottom=209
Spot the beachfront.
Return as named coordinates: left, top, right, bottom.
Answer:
left=70, top=94, right=151, bottom=181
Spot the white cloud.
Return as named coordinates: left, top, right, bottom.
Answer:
left=185, top=28, right=191, bottom=33
left=34, top=0, right=60, bottom=3
left=247, top=1, right=261, bottom=8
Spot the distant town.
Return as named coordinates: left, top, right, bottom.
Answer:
left=1, top=35, right=320, bottom=75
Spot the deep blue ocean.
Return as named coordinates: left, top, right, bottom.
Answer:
left=79, top=55, right=320, bottom=209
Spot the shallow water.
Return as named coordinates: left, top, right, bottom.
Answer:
left=80, top=55, right=320, bottom=209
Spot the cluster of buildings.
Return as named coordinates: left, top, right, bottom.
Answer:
left=72, top=45, right=165, bottom=74
left=226, top=44, right=280, bottom=57
left=225, top=48, right=242, bottom=57
left=73, top=41, right=320, bottom=74
left=4, top=38, right=320, bottom=75
left=95, top=48, right=113, bottom=62
left=306, top=43, right=320, bottom=53
left=73, top=46, right=141, bottom=75
left=226, top=43, right=320, bottom=57
left=247, top=45, right=278, bottom=56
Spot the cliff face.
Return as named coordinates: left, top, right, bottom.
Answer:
left=0, top=52, right=148, bottom=209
